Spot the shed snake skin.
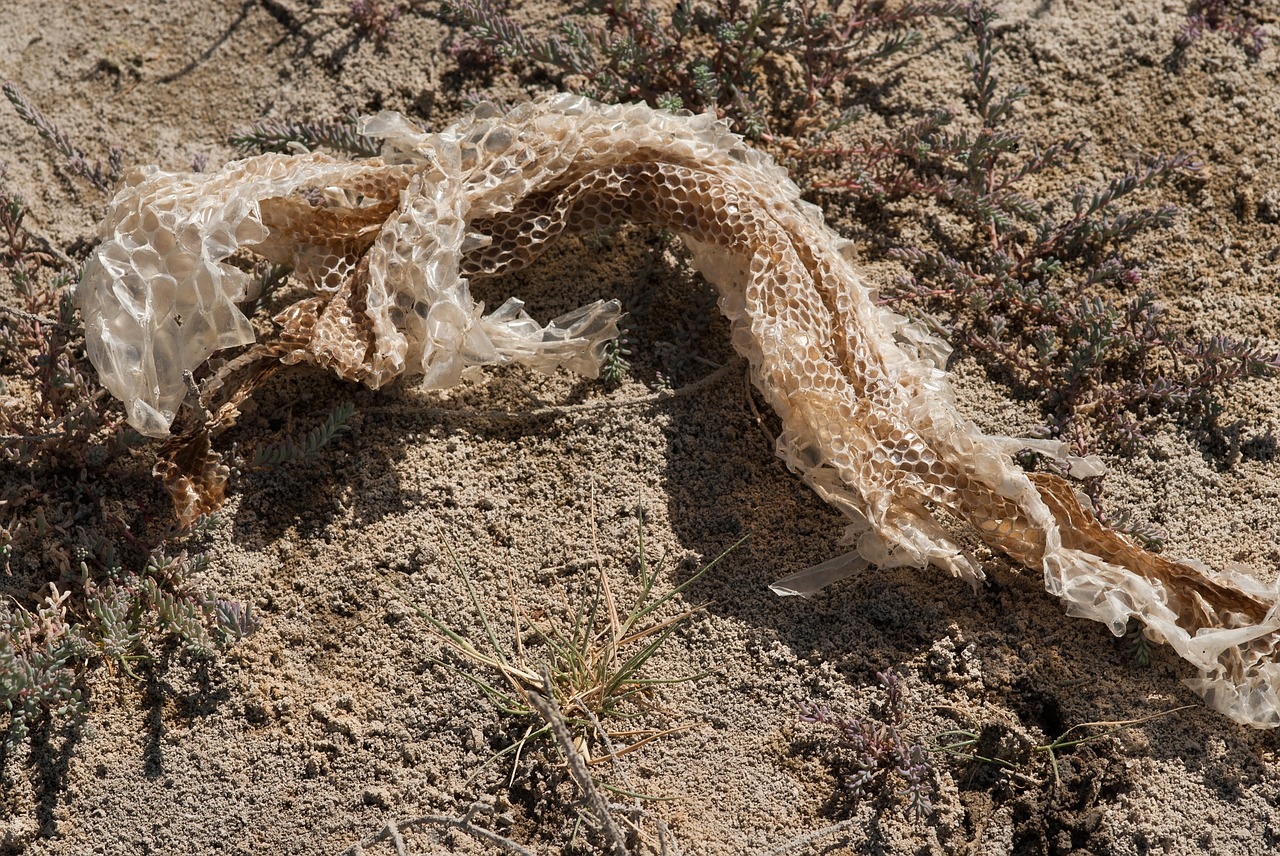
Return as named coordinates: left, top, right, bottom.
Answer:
left=77, top=95, right=1280, bottom=727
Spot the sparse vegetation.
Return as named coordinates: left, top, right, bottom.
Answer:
left=228, top=114, right=380, bottom=157
left=444, top=0, right=964, bottom=141
left=3, top=81, right=122, bottom=196
left=418, top=511, right=741, bottom=767
left=1177, top=0, right=1269, bottom=58
left=1, top=85, right=260, bottom=748
left=800, top=668, right=936, bottom=822
left=3, top=0, right=1279, bottom=850
left=838, top=3, right=1280, bottom=460
left=241, top=400, right=356, bottom=469
left=412, top=512, right=736, bottom=852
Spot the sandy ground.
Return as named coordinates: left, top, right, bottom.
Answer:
left=2, top=0, right=1280, bottom=853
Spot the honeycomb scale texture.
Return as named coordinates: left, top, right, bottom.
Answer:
left=78, top=95, right=1280, bottom=727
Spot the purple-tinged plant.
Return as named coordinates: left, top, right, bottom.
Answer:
left=826, top=2, right=1277, bottom=457
left=3, top=81, right=121, bottom=195
left=1177, top=0, right=1268, bottom=58
left=800, top=668, right=936, bottom=822
left=1, top=96, right=261, bottom=747
left=347, top=0, right=406, bottom=45
left=443, top=0, right=962, bottom=142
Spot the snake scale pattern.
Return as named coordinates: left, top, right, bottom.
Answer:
left=76, top=95, right=1280, bottom=727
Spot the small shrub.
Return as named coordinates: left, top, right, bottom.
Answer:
left=443, top=0, right=963, bottom=141
left=1176, top=0, right=1269, bottom=58
left=1, top=587, right=87, bottom=748
left=1, top=529, right=259, bottom=748
left=346, top=0, right=407, bottom=45
left=228, top=115, right=380, bottom=157
left=243, top=401, right=356, bottom=470
left=825, top=2, right=1279, bottom=456
left=1, top=87, right=258, bottom=748
left=800, top=668, right=936, bottom=821
left=3, top=81, right=121, bottom=195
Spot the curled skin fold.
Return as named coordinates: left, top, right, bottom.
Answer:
left=77, top=95, right=1280, bottom=727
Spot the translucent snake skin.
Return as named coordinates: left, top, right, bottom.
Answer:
left=76, top=95, right=1280, bottom=727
